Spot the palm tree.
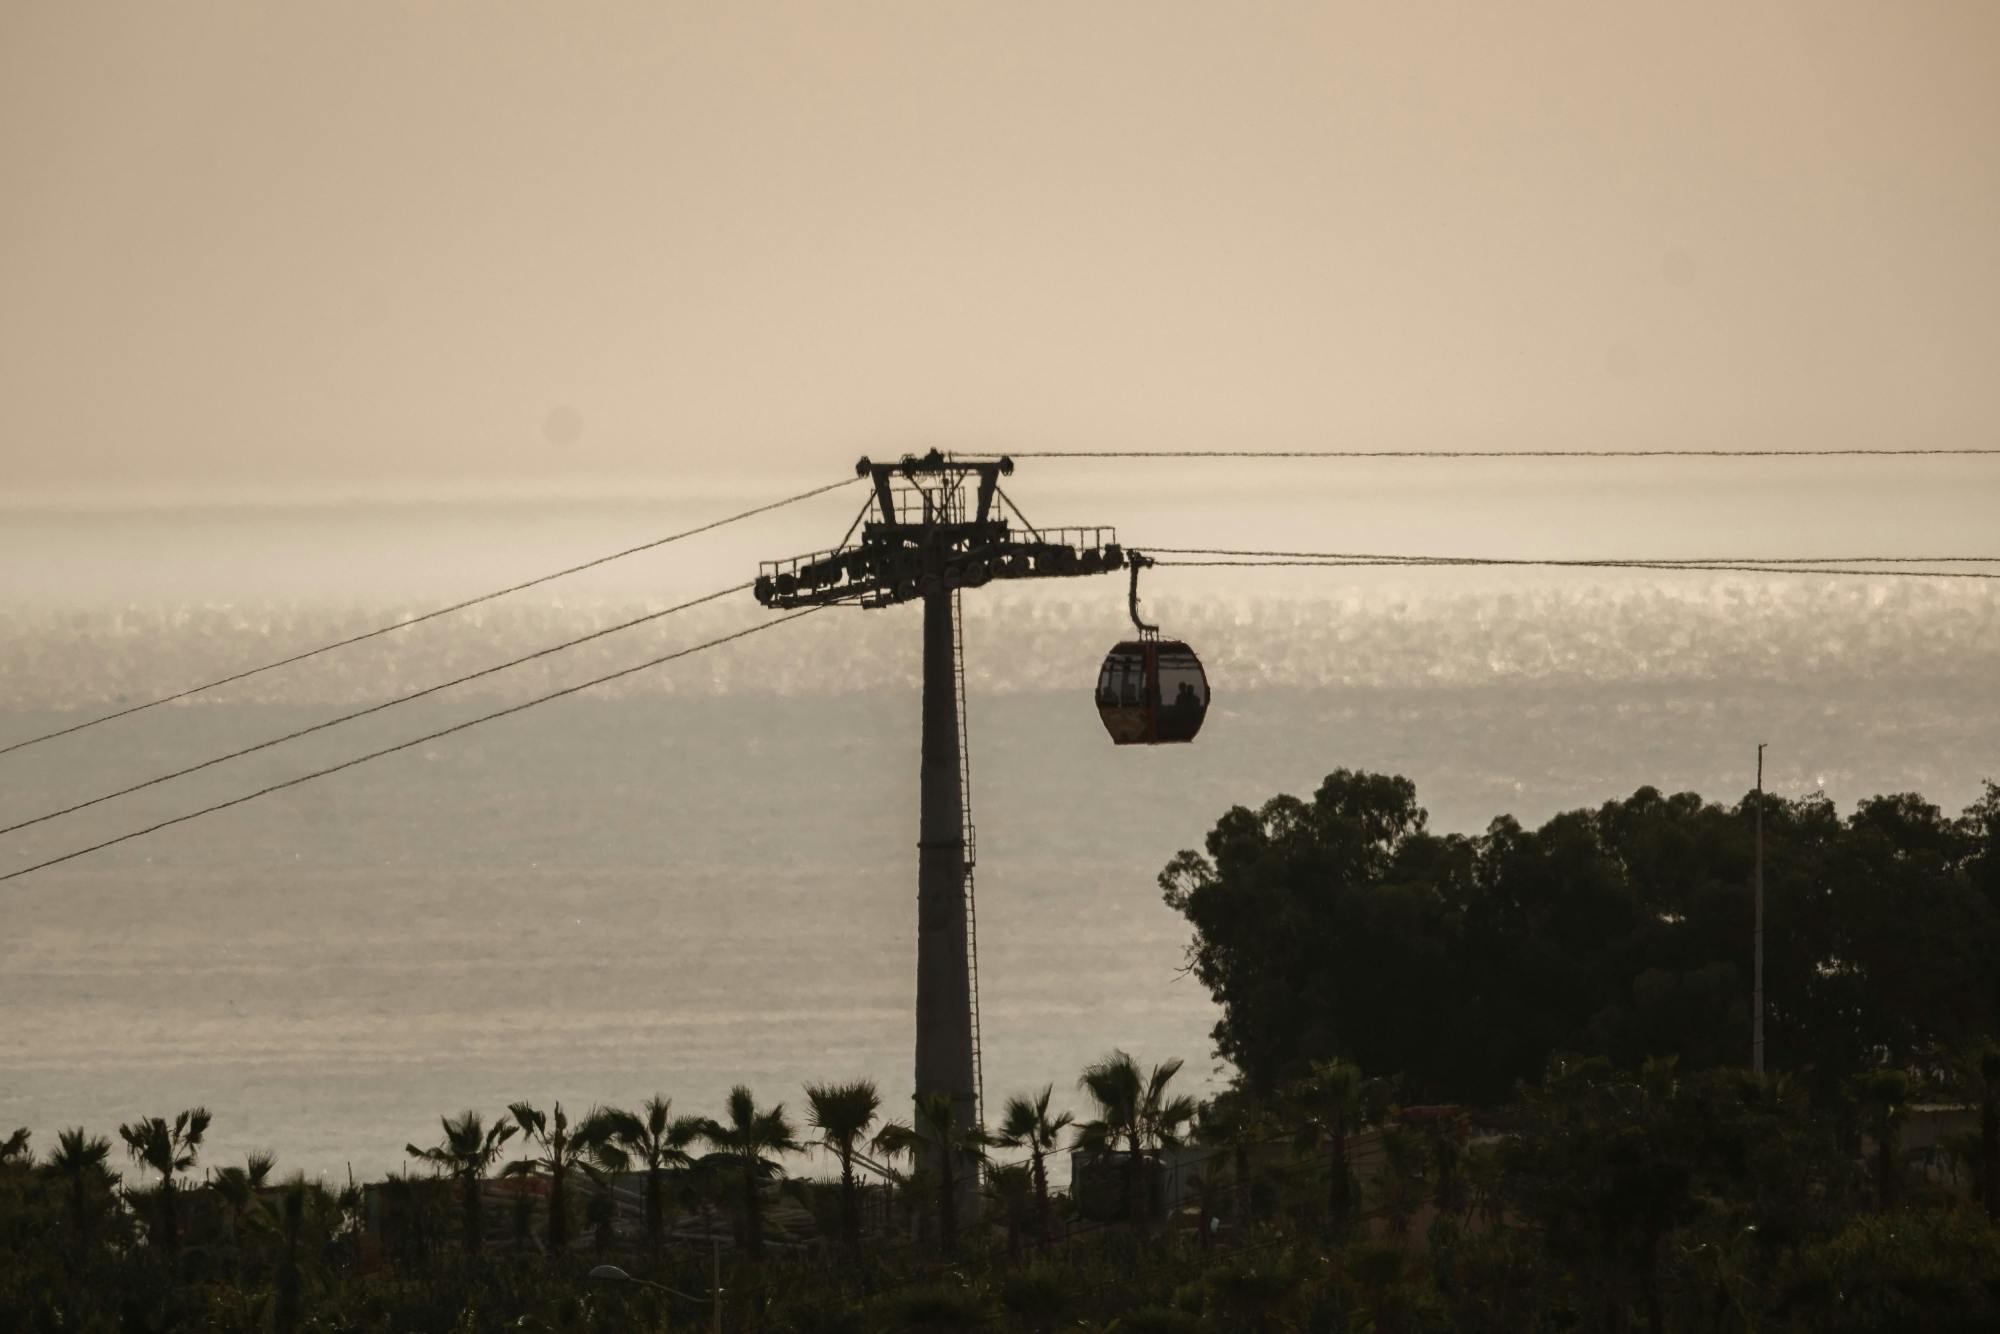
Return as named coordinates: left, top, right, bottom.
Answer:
left=998, top=1085, right=1073, bottom=1243
left=504, top=1101, right=612, bottom=1255
left=118, top=1107, right=210, bottom=1255
left=698, top=1086, right=801, bottom=1259
left=45, top=1128, right=118, bottom=1245
left=982, top=1161, right=1035, bottom=1260
left=274, top=1176, right=310, bottom=1334
left=1292, top=1059, right=1366, bottom=1236
left=1079, top=1051, right=1194, bottom=1228
left=1077, top=1053, right=1142, bottom=1224
left=597, top=1095, right=703, bottom=1256
left=909, top=1091, right=990, bottom=1255
left=212, top=1150, right=278, bottom=1243
left=1196, top=1091, right=1275, bottom=1224
left=406, top=1109, right=516, bottom=1256
left=869, top=1118, right=921, bottom=1240
left=806, top=1079, right=881, bottom=1256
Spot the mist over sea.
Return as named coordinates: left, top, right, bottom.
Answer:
left=2, top=491, right=1995, bottom=1184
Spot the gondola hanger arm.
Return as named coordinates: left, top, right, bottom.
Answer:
left=1127, top=551, right=1159, bottom=638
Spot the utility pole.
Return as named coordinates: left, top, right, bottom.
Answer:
left=754, top=452, right=1122, bottom=1225
left=1753, top=742, right=1766, bottom=1077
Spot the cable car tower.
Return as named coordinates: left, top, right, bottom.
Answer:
left=754, top=451, right=1124, bottom=1213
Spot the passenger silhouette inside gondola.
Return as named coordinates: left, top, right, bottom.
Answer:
left=1161, top=678, right=1203, bottom=741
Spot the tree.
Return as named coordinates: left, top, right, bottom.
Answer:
left=1505, top=1057, right=1695, bottom=1334
left=1165, top=772, right=2000, bottom=1105
left=805, top=1079, right=881, bottom=1257
left=43, top=1128, right=117, bottom=1246
left=1195, top=1090, right=1279, bottom=1225
left=504, top=1101, right=611, bottom=1256
left=406, top=1110, right=516, bottom=1257
left=1289, top=1059, right=1370, bottom=1237
left=273, top=1177, right=308, bottom=1334
left=118, top=1107, right=209, bottom=1255
left=0, top=1128, right=28, bottom=1167
left=1159, top=772, right=1465, bottom=1096
left=998, top=1085, right=1073, bottom=1243
left=869, top=1118, right=922, bottom=1241
left=1984, top=1047, right=2000, bottom=1224
left=1850, top=1068, right=1912, bottom=1213
left=376, top=1169, right=444, bottom=1271
left=597, top=1095, right=702, bottom=1256
left=212, top=1151, right=278, bottom=1244
left=698, top=1086, right=800, bottom=1259
left=907, top=1091, right=989, bottom=1255
left=1077, top=1052, right=1142, bottom=1223
left=983, top=1161, right=1035, bottom=1260
left=1078, top=1050, right=1196, bottom=1228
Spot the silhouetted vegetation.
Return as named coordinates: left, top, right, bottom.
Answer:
left=3, top=772, right=1998, bottom=1330
left=1162, top=772, right=2000, bottom=1102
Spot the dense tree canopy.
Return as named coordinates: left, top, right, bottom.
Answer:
left=1161, top=772, right=2000, bottom=1102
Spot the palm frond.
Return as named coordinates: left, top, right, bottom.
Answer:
left=726, top=1086, right=756, bottom=1132
left=508, top=1103, right=546, bottom=1142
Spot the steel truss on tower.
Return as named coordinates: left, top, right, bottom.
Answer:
left=754, top=452, right=1125, bottom=611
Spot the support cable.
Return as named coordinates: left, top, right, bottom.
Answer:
left=1152, top=548, right=2000, bottom=566
left=0, top=609, right=820, bottom=884
left=1011, top=447, right=2000, bottom=459
left=0, top=477, right=857, bottom=759
left=0, top=583, right=751, bottom=838
left=1145, top=550, right=2000, bottom=580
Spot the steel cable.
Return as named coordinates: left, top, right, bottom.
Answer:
left=0, top=609, right=820, bottom=884
left=0, top=583, right=752, bottom=838
left=1011, top=447, right=2000, bottom=459
left=0, top=477, right=857, bottom=758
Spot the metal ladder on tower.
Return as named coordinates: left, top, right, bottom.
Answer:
left=951, top=587, right=986, bottom=1138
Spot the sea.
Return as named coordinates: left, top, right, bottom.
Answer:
left=2, top=480, right=1995, bottom=1185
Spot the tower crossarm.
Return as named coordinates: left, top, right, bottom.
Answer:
left=752, top=452, right=1123, bottom=609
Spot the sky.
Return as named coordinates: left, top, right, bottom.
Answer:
left=4, top=2, right=1998, bottom=507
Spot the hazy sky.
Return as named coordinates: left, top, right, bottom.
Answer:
left=6, top=2, right=1998, bottom=504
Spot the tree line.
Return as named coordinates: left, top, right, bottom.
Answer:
left=1162, top=771, right=2000, bottom=1104
left=0, top=1050, right=1216, bottom=1331
left=5, top=770, right=2000, bottom=1330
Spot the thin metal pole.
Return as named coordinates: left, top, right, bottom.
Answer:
left=1753, top=743, right=1766, bottom=1077
left=711, top=1236, right=723, bottom=1334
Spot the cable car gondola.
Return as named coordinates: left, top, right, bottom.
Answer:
left=1097, top=553, right=1210, bottom=745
